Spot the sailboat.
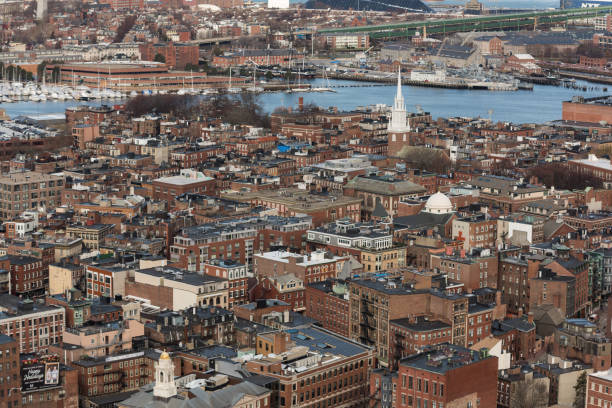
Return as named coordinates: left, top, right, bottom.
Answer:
left=247, top=65, right=264, bottom=93
left=291, top=68, right=310, bottom=93
left=312, top=70, right=336, bottom=93
left=227, top=67, right=241, bottom=94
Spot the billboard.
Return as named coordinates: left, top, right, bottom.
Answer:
left=21, top=361, right=59, bottom=391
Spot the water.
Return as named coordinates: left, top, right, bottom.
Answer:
left=283, top=0, right=560, bottom=7
left=257, top=78, right=603, bottom=123
left=426, top=0, right=559, bottom=8
left=0, top=78, right=605, bottom=123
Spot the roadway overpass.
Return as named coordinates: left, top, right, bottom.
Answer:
left=318, top=6, right=612, bottom=39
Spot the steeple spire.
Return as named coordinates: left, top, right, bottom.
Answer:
left=388, top=67, right=410, bottom=133
left=396, top=66, right=402, bottom=99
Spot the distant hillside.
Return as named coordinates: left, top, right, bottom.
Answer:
left=305, top=0, right=432, bottom=12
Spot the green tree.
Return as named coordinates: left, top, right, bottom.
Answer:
left=265, top=70, right=273, bottom=80
left=574, top=372, right=587, bottom=408
left=154, top=53, right=166, bottom=64
left=213, top=46, right=223, bottom=56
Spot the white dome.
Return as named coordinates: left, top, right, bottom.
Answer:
left=423, top=192, right=453, bottom=214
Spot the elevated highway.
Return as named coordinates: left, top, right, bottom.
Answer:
left=317, top=7, right=612, bottom=39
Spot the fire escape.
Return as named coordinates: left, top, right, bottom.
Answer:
left=359, top=297, right=377, bottom=347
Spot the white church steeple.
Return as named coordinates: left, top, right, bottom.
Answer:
left=388, top=68, right=410, bottom=133
left=153, top=352, right=177, bottom=400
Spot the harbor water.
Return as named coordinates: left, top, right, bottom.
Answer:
left=0, top=78, right=605, bottom=123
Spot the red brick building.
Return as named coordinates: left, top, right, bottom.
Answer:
left=170, top=146, right=223, bottom=168
left=212, top=49, right=304, bottom=68
left=389, top=318, right=452, bottom=369
left=0, top=295, right=65, bottom=354
left=249, top=275, right=305, bottom=312
left=72, top=351, right=157, bottom=400
left=253, top=250, right=346, bottom=285
left=100, top=0, right=144, bottom=9
left=246, top=328, right=374, bottom=408
left=139, top=42, right=198, bottom=69
left=0, top=334, right=20, bottom=408
left=587, top=369, right=612, bottom=408
left=375, top=344, right=498, bottom=408
left=203, top=259, right=249, bottom=308
left=8, top=255, right=46, bottom=299
left=304, top=280, right=350, bottom=338
left=563, top=96, right=612, bottom=124
left=152, top=170, right=217, bottom=206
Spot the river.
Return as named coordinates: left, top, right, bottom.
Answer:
left=1, top=78, right=605, bottom=124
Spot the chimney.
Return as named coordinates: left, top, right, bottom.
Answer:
left=517, top=307, right=523, bottom=318
left=527, top=312, right=534, bottom=324
left=299, top=97, right=304, bottom=111
left=495, top=290, right=501, bottom=306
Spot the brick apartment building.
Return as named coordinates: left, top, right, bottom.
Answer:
left=0, top=334, right=20, bottom=408
left=586, top=369, right=612, bottom=408
left=430, top=248, right=498, bottom=291
left=139, top=42, right=198, bottom=69
left=85, top=264, right=128, bottom=300
left=249, top=274, right=306, bottom=312
left=212, top=49, right=304, bottom=68
left=8, top=255, right=46, bottom=299
left=203, top=259, right=249, bottom=308
left=170, top=216, right=311, bottom=273
left=390, top=317, right=452, bottom=369
left=245, top=329, right=375, bottom=408
left=20, top=354, right=79, bottom=408
left=152, top=170, right=217, bottom=206
left=72, top=350, right=158, bottom=401
left=305, top=280, right=350, bottom=338
left=0, top=172, right=65, bottom=221
left=254, top=250, right=346, bottom=284
left=0, top=295, right=64, bottom=354
left=371, top=344, right=498, bottom=408
left=348, top=279, right=469, bottom=366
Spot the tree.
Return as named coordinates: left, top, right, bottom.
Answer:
left=574, top=372, right=587, bottom=408
left=154, top=53, right=166, bottom=64
left=397, top=146, right=452, bottom=174
left=37, top=61, right=48, bottom=81
left=125, top=94, right=198, bottom=118
left=265, top=70, right=273, bottom=80
left=113, top=15, right=137, bottom=43
left=510, top=377, right=549, bottom=408
left=527, top=163, right=604, bottom=190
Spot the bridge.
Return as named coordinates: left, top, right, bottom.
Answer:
left=317, top=6, right=612, bottom=39
left=186, top=34, right=267, bottom=46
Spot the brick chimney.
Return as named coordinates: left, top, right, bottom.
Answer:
left=527, top=312, right=534, bottom=324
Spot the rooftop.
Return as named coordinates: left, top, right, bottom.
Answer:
left=399, top=343, right=491, bottom=374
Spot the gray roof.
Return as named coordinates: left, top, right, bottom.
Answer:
left=120, top=380, right=270, bottom=408
left=345, top=176, right=426, bottom=196
left=394, top=212, right=454, bottom=230
left=399, top=343, right=492, bottom=374
left=288, top=326, right=371, bottom=357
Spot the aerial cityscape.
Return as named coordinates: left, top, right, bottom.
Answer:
left=5, top=0, right=612, bottom=407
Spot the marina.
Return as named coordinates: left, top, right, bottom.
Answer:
left=0, top=77, right=603, bottom=123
